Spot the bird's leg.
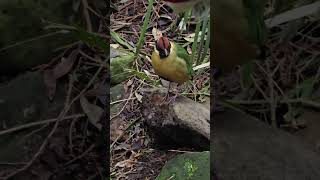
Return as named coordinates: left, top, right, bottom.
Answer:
left=166, top=82, right=179, bottom=104
left=160, top=81, right=171, bottom=105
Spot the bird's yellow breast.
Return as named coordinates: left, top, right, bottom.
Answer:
left=151, top=44, right=190, bottom=84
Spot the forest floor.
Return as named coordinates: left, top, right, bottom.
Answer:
left=110, top=0, right=210, bottom=179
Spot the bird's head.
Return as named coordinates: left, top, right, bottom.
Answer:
left=156, top=37, right=171, bottom=59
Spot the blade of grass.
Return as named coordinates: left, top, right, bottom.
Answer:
left=191, top=17, right=201, bottom=64
left=135, top=0, right=154, bottom=58
left=201, top=20, right=210, bottom=63
left=110, top=31, right=134, bottom=51
left=0, top=31, right=67, bottom=52
left=197, top=14, right=209, bottom=63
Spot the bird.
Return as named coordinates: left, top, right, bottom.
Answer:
left=162, top=0, right=267, bottom=73
left=213, top=0, right=267, bottom=72
left=151, top=36, right=193, bottom=102
left=162, top=0, right=210, bottom=18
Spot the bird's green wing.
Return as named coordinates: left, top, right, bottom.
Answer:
left=242, top=0, right=267, bottom=46
left=174, top=42, right=193, bottom=77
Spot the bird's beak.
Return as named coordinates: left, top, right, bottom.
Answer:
left=164, top=49, right=168, bottom=57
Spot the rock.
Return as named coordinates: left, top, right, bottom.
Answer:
left=213, top=108, right=320, bottom=180
left=110, top=84, right=127, bottom=142
left=110, top=84, right=125, bottom=116
left=139, top=88, right=210, bottom=150
left=110, top=48, right=135, bottom=85
left=156, top=151, right=210, bottom=180
left=0, top=71, right=65, bottom=163
left=295, top=110, right=320, bottom=153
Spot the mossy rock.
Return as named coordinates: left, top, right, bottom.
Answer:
left=156, top=151, right=210, bottom=180
left=0, top=0, right=81, bottom=74
left=110, top=48, right=135, bottom=85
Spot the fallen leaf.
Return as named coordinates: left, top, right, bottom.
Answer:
left=110, top=31, right=134, bottom=51
left=43, top=69, right=56, bottom=101
left=178, top=17, right=187, bottom=31
left=110, top=118, right=125, bottom=142
left=110, top=44, right=120, bottom=49
left=126, top=79, right=134, bottom=87
left=159, top=14, right=172, bottom=20
left=135, top=91, right=143, bottom=103
left=53, top=50, right=78, bottom=79
left=115, top=159, right=135, bottom=168
left=152, top=27, right=162, bottom=41
left=86, top=82, right=108, bottom=105
left=184, top=32, right=206, bottom=43
left=113, top=143, right=131, bottom=151
left=80, top=96, right=103, bottom=130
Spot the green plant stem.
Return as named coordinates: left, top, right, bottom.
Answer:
left=201, top=20, right=210, bottom=63
left=191, top=17, right=201, bottom=64
left=135, top=0, right=154, bottom=57
left=197, top=15, right=208, bottom=63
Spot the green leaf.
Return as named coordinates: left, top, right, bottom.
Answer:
left=73, top=28, right=108, bottom=52
left=111, top=31, right=134, bottom=51
left=44, top=23, right=108, bottom=52
left=125, top=69, right=152, bottom=82
left=287, top=77, right=318, bottom=98
left=240, top=61, right=254, bottom=89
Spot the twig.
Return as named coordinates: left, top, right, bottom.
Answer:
left=1, top=105, right=68, bottom=179
left=0, top=73, right=76, bottom=179
left=79, top=50, right=103, bottom=64
left=0, top=31, right=65, bottom=52
left=110, top=97, right=137, bottom=105
left=68, top=116, right=79, bottom=155
left=64, top=144, right=95, bottom=166
left=266, top=61, right=277, bottom=127
left=0, top=114, right=85, bottom=137
left=282, top=99, right=320, bottom=109
left=110, top=83, right=138, bottom=121
left=110, top=117, right=141, bottom=150
left=0, top=162, right=27, bottom=166
left=225, top=98, right=320, bottom=109
left=22, top=123, right=50, bottom=141
left=250, top=74, right=268, bottom=100
left=167, top=149, right=197, bottom=153
left=1, top=55, right=107, bottom=180
left=82, top=0, right=93, bottom=32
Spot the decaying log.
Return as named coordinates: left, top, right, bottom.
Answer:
left=138, top=88, right=210, bottom=149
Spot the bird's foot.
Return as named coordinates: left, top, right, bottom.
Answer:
left=160, top=91, right=170, bottom=105
left=167, top=92, right=178, bottom=104
left=160, top=90, right=179, bottom=105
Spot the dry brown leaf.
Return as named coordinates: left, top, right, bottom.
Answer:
left=53, top=50, right=78, bottom=79
left=43, top=69, right=56, bottom=100
left=152, top=27, right=162, bottom=41
left=110, top=118, right=125, bottom=142
left=80, top=96, right=103, bottom=130
left=114, top=159, right=136, bottom=169
left=86, top=82, right=108, bottom=105
left=134, top=91, right=143, bottom=103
